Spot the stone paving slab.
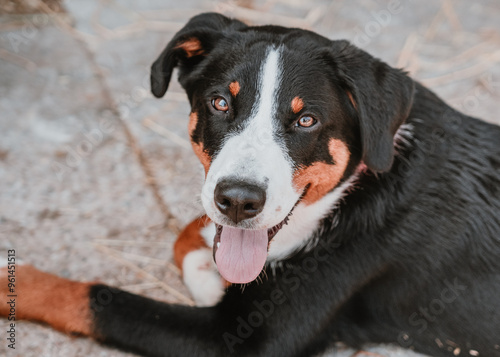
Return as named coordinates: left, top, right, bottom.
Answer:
left=0, top=0, right=499, bottom=356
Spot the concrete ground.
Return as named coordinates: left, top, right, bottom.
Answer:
left=0, top=0, right=499, bottom=356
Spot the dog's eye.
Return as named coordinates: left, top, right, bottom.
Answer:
left=296, top=116, right=316, bottom=128
left=212, top=97, right=229, bottom=112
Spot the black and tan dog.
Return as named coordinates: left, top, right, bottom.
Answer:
left=2, top=12, right=500, bottom=357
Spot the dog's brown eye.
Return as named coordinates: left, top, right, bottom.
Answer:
left=297, top=116, right=316, bottom=128
left=212, top=97, right=229, bottom=112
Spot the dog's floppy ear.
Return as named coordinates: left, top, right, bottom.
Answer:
left=329, top=40, right=415, bottom=172
left=151, top=12, right=246, bottom=98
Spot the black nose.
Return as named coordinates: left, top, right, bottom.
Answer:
left=214, top=179, right=266, bottom=224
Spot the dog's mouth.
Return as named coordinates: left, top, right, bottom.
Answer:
left=210, top=184, right=308, bottom=284
left=212, top=209, right=293, bottom=284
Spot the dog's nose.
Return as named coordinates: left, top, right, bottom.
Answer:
left=214, top=180, right=266, bottom=223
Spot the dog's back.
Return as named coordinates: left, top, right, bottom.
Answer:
left=328, top=84, right=500, bottom=355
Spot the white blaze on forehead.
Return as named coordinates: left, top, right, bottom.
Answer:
left=201, top=47, right=301, bottom=229
left=254, top=47, right=280, bottom=128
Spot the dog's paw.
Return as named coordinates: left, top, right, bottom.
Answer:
left=0, top=264, right=94, bottom=335
left=182, top=248, right=226, bottom=307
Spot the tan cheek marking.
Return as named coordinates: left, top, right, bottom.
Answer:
left=188, top=112, right=212, bottom=175
left=229, top=81, right=240, bottom=97
left=192, top=142, right=211, bottom=176
left=345, top=90, right=357, bottom=109
left=188, top=111, right=198, bottom=137
left=291, top=96, right=304, bottom=114
left=0, top=265, right=93, bottom=336
left=175, top=37, right=204, bottom=58
left=293, top=138, right=350, bottom=204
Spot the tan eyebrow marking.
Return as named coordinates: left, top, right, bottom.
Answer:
left=175, top=37, right=204, bottom=58
left=229, top=81, right=240, bottom=97
left=291, top=96, right=304, bottom=114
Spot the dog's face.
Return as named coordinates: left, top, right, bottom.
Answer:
left=152, top=13, right=414, bottom=283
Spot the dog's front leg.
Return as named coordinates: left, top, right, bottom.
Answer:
left=0, top=238, right=385, bottom=357
left=88, top=237, right=387, bottom=356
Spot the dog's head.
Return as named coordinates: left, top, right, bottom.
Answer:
left=152, top=13, right=414, bottom=284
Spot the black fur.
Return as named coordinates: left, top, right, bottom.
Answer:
left=89, top=13, right=500, bottom=357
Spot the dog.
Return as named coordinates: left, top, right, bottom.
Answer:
left=2, top=12, right=500, bottom=357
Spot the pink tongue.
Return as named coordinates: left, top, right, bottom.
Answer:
left=215, top=226, right=268, bottom=284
